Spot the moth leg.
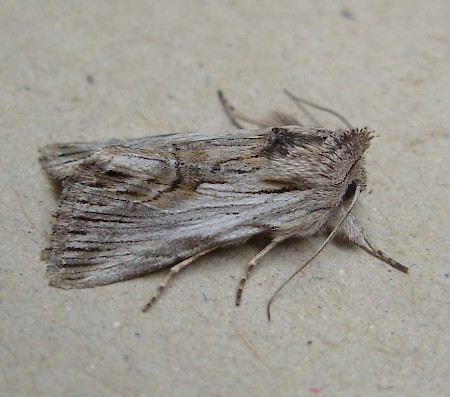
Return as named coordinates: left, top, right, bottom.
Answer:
left=142, top=248, right=215, bottom=312
left=236, top=236, right=288, bottom=306
left=356, top=236, right=409, bottom=273
left=217, top=90, right=266, bottom=129
left=336, top=212, right=409, bottom=273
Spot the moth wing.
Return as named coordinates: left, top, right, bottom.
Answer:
left=46, top=145, right=269, bottom=288
left=39, top=130, right=257, bottom=179
left=44, top=125, right=363, bottom=289
left=40, top=141, right=109, bottom=179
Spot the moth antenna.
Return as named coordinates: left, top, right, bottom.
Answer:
left=236, top=235, right=288, bottom=306
left=267, top=184, right=362, bottom=321
left=142, top=248, right=215, bottom=312
left=217, top=90, right=266, bottom=129
left=283, top=92, right=322, bottom=127
left=355, top=236, right=409, bottom=273
left=283, top=89, right=353, bottom=129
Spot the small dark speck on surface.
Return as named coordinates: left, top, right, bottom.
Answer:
left=86, top=74, right=96, bottom=85
left=307, top=340, right=313, bottom=345
left=134, top=331, right=141, bottom=338
left=341, top=8, right=356, bottom=20
left=444, top=272, right=449, bottom=278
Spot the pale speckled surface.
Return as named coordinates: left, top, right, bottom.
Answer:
left=1, top=1, right=449, bottom=396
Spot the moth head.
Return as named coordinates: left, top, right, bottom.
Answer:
left=341, top=155, right=368, bottom=203
left=334, top=128, right=372, bottom=203
left=261, top=126, right=373, bottom=204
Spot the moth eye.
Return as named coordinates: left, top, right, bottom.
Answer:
left=343, top=181, right=357, bottom=201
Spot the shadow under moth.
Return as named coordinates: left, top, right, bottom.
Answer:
left=40, top=90, right=408, bottom=319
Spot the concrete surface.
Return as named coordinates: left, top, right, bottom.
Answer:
left=1, top=1, right=449, bottom=396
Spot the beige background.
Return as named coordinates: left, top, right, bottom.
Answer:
left=1, top=1, right=449, bottom=396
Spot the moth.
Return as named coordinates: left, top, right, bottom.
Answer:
left=40, top=90, right=408, bottom=318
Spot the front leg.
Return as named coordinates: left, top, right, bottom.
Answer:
left=330, top=210, right=409, bottom=273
